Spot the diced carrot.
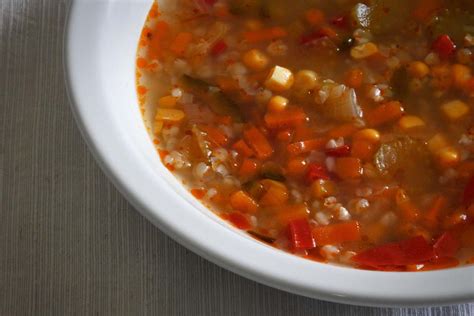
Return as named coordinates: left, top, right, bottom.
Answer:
left=232, top=140, right=254, bottom=157
left=191, top=188, right=206, bottom=200
left=226, top=212, right=251, bottom=230
left=136, top=58, right=148, bottom=68
left=305, top=9, right=325, bottom=26
left=243, top=127, right=273, bottom=159
left=259, top=180, right=289, bottom=206
left=158, top=149, right=169, bottom=160
left=334, top=157, right=362, bottom=179
left=230, top=190, right=259, bottom=213
left=277, top=204, right=309, bottom=224
left=200, top=125, right=228, bottom=147
left=137, top=85, right=148, bottom=95
left=452, top=64, right=471, bottom=89
left=425, top=195, right=447, bottom=228
left=170, top=32, right=193, bottom=56
left=313, top=221, right=361, bottom=245
left=286, top=156, right=308, bottom=176
left=344, top=68, right=364, bottom=89
left=327, top=124, right=359, bottom=139
left=287, top=138, right=326, bottom=156
left=243, top=27, right=288, bottom=43
left=239, top=158, right=259, bottom=179
left=351, top=139, right=375, bottom=161
left=293, top=125, right=314, bottom=141
left=276, top=130, right=293, bottom=142
left=264, top=108, right=307, bottom=129
left=366, top=101, right=404, bottom=127
left=420, top=257, right=459, bottom=271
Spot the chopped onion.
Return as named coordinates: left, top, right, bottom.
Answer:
left=322, top=86, right=363, bottom=122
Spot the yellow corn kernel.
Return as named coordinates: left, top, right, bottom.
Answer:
left=154, top=120, right=164, bottom=135
left=158, top=95, right=178, bottom=108
left=353, top=128, right=380, bottom=144
left=267, top=95, right=289, bottom=112
left=440, top=100, right=469, bottom=121
left=350, top=42, right=378, bottom=59
left=408, top=61, right=430, bottom=78
left=398, top=115, right=425, bottom=130
left=427, top=133, right=449, bottom=154
left=155, top=108, right=185, bottom=122
left=436, top=146, right=460, bottom=168
left=452, top=64, right=471, bottom=88
left=242, top=49, right=269, bottom=71
left=294, top=70, right=319, bottom=91
left=311, top=179, right=336, bottom=199
left=265, top=65, right=294, bottom=92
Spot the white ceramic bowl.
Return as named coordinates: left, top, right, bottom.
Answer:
left=65, top=0, right=474, bottom=307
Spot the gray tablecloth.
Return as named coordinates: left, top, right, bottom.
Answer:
left=1, top=0, right=473, bottom=314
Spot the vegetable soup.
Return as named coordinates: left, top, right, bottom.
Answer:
left=136, top=0, right=474, bottom=271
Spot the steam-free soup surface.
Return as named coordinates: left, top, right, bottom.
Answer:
left=136, top=0, right=474, bottom=271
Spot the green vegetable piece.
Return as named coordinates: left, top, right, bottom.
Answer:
left=243, top=181, right=265, bottom=200
left=374, top=136, right=436, bottom=194
left=247, top=230, right=276, bottom=243
left=261, top=161, right=286, bottom=182
left=180, top=75, right=243, bottom=122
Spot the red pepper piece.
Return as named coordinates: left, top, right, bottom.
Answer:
left=210, top=40, right=228, bottom=56
left=288, top=218, right=316, bottom=250
left=352, top=236, right=435, bottom=267
left=325, top=145, right=351, bottom=157
left=433, top=232, right=460, bottom=258
left=432, top=34, right=456, bottom=59
left=305, top=163, right=330, bottom=184
left=228, top=212, right=251, bottom=230
left=463, top=176, right=474, bottom=206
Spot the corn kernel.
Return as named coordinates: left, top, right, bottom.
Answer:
left=427, top=133, right=449, bottom=154
left=452, top=64, right=472, bottom=88
left=265, top=65, right=294, bottom=92
left=350, top=42, right=379, bottom=59
left=294, top=70, right=319, bottom=91
left=353, top=128, right=380, bottom=144
left=398, top=115, right=425, bottom=130
left=242, top=49, right=269, bottom=71
left=440, top=100, right=469, bottom=121
left=436, top=146, right=460, bottom=168
left=155, top=108, right=185, bottom=122
left=267, top=95, right=288, bottom=112
left=158, top=95, right=178, bottom=108
left=408, top=61, right=430, bottom=78
left=312, top=179, right=336, bottom=199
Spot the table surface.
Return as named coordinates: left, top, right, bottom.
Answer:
left=1, top=0, right=473, bottom=315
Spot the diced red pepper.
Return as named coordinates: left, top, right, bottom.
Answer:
left=228, top=212, right=251, bottom=230
left=305, top=163, right=330, bottom=184
left=432, top=34, right=456, bottom=59
left=288, top=218, right=316, bottom=250
left=463, top=176, right=474, bottom=206
left=210, top=40, right=228, bottom=56
left=325, top=145, right=351, bottom=157
left=433, top=232, right=460, bottom=258
left=352, top=236, right=435, bottom=267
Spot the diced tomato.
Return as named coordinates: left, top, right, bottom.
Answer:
left=325, top=145, right=351, bottom=157
left=352, top=236, right=435, bottom=267
left=433, top=232, right=460, bottom=258
left=463, top=176, right=474, bottom=206
left=288, top=218, right=316, bottom=250
left=210, top=40, right=228, bottom=56
left=305, top=163, right=330, bottom=184
left=227, top=212, right=251, bottom=230
left=432, top=35, right=456, bottom=59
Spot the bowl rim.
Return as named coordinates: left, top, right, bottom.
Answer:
left=64, top=0, right=474, bottom=307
